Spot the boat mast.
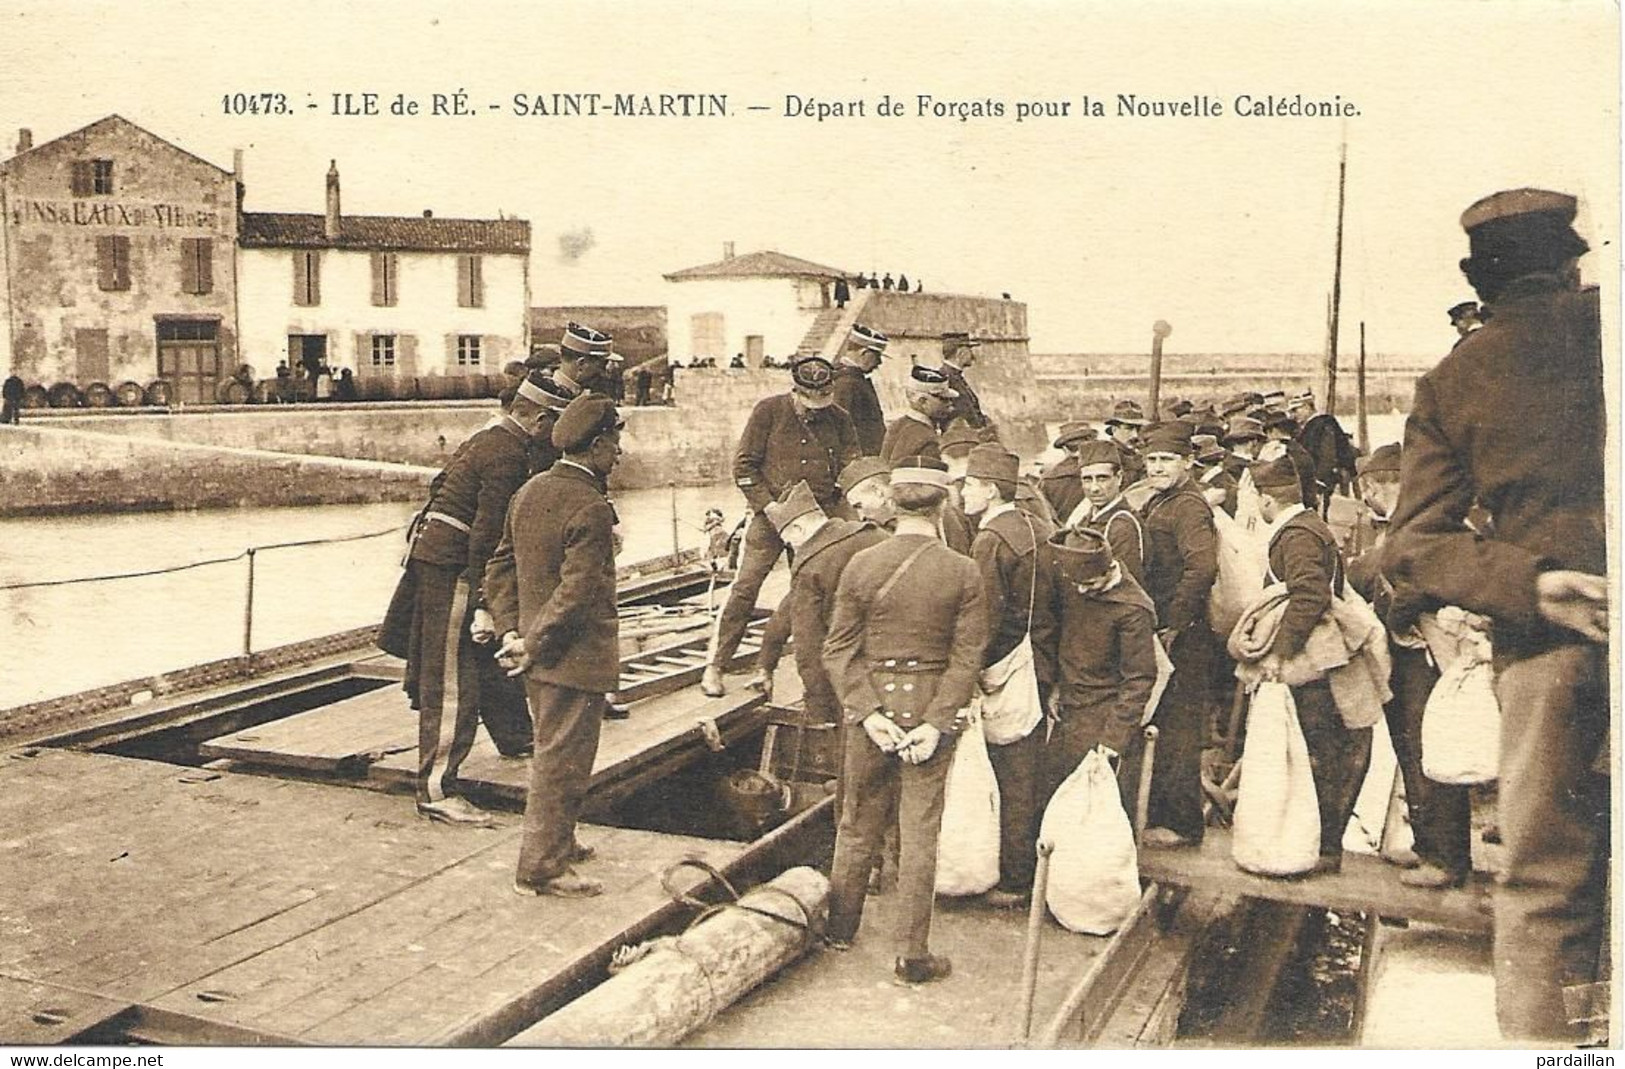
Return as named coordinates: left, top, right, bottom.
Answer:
left=1326, top=141, right=1347, bottom=413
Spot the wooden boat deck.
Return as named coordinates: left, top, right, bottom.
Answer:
left=198, top=661, right=801, bottom=807
left=1138, top=827, right=1493, bottom=934
left=0, top=748, right=749, bottom=1045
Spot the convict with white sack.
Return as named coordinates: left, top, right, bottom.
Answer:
left=1230, top=680, right=1321, bottom=876
left=1039, top=747, right=1142, bottom=935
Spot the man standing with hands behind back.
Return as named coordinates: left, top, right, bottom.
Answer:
left=1383, top=188, right=1607, bottom=1043
left=486, top=395, right=625, bottom=899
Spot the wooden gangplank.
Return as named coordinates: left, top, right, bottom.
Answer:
left=1137, top=828, right=1493, bottom=934
left=0, top=748, right=751, bottom=1046
left=199, top=630, right=798, bottom=808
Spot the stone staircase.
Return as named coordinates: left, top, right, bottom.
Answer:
left=795, top=289, right=871, bottom=359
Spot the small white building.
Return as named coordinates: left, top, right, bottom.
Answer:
left=663, top=247, right=850, bottom=366
left=237, top=161, right=530, bottom=393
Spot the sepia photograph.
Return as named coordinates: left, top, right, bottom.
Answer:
left=0, top=0, right=1616, bottom=1053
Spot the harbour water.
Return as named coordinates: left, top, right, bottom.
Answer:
left=0, top=483, right=742, bottom=710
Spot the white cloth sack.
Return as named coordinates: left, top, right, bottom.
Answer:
left=1039, top=749, right=1141, bottom=934
left=1208, top=504, right=1271, bottom=639
left=1421, top=656, right=1500, bottom=785
left=935, top=716, right=1001, bottom=896
left=1231, top=681, right=1321, bottom=876
left=979, top=638, right=1044, bottom=744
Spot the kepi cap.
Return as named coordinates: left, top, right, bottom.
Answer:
left=849, top=323, right=889, bottom=356
left=1460, top=188, right=1577, bottom=233
left=906, top=364, right=958, bottom=399
left=790, top=355, right=837, bottom=406
left=517, top=370, right=574, bottom=411
left=561, top=321, right=613, bottom=359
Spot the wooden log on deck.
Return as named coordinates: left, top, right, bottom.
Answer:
left=511, top=866, right=828, bottom=1048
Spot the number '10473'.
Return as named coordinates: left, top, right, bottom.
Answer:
left=222, top=93, right=290, bottom=115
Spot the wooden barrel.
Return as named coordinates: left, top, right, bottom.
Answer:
left=144, top=379, right=173, bottom=407
left=21, top=384, right=50, bottom=408
left=83, top=381, right=114, bottom=407
left=47, top=382, right=82, bottom=408
left=217, top=378, right=251, bottom=404
left=113, top=380, right=145, bottom=407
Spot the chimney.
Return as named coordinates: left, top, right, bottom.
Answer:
left=422, top=209, right=433, bottom=219
left=324, top=160, right=341, bottom=240
left=233, top=148, right=244, bottom=180
left=722, top=241, right=735, bottom=261
left=15, top=128, right=31, bottom=154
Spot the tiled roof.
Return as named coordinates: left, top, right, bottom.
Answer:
left=664, top=249, right=851, bottom=282
left=239, top=212, right=530, bottom=254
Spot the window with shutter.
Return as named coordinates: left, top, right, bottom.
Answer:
left=370, top=334, right=397, bottom=368
left=458, top=255, right=484, bottom=308
left=180, top=239, right=213, bottom=296
left=70, top=161, right=92, bottom=197
left=97, top=236, right=130, bottom=291
left=294, top=251, right=321, bottom=306
left=456, top=335, right=482, bottom=367
left=92, top=160, right=114, bottom=195
left=371, top=253, right=398, bottom=306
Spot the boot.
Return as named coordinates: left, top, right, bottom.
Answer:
left=894, top=954, right=953, bottom=985
left=514, top=869, right=604, bottom=898
left=701, top=664, right=725, bottom=698
left=1399, top=862, right=1467, bottom=889
left=747, top=667, right=774, bottom=700
left=417, top=796, right=498, bottom=827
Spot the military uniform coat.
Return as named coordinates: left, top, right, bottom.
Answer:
left=942, top=363, right=989, bottom=430
left=880, top=411, right=942, bottom=466
left=402, top=418, right=531, bottom=605
left=832, top=364, right=887, bottom=456
left=1297, top=413, right=1358, bottom=501
left=823, top=533, right=989, bottom=734
left=786, top=519, right=891, bottom=717
left=1384, top=280, right=1605, bottom=656
left=484, top=462, right=620, bottom=694
left=733, top=394, right=860, bottom=514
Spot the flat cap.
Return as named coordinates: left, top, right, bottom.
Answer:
left=838, top=456, right=891, bottom=493
left=551, top=394, right=623, bottom=451
left=849, top=323, right=889, bottom=355
left=561, top=321, right=613, bottom=359
left=1220, top=393, right=1253, bottom=418
left=965, top=443, right=1019, bottom=486
left=906, top=364, right=959, bottom=399
left=890, top=453, right=952, bottom=488
left=1356, top=442, right=1402, bottom=476
left=1074, top=440, right=1122, bottom=470
left=1262, top=411, right=1298, bottom=434
left=1460, top=188, right=1577, bottom=233
left=940, top=424, right=982, bottom=458
left=1053, top=421, right=1097, bottom=450
left=1139, top=423, right=1193, bottom=457
left=763, top=480, right=825, bottom=533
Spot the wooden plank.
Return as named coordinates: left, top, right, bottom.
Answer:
left=197, top=685, right=413, bottom=772
left=0, top=751, right=519, bottom=1017
left=1138, top=828, right=1493, bottom=934
left=0, top=973, right=132, bottom=1044
left=146, top=826, right=744, bottom=1045
left=349, top=653, right=405, bottom=682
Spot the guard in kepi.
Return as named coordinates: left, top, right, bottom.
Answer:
left=378, top=372, right=561, bottom=826
left=702, top=355, right=859, bottom=698
left=833, top=325, right=890, bottom=457
left=939, top=331, right=990, bottom=434
left=1383, top=187, right=1607, bottom=1043
left=880, top=364, right=957, bottom=465
left=486, top=395, right=625, bottom=899
left=821, top=454, right=989, bottom=985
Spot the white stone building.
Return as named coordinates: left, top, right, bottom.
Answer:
left=237, top=161, right=530, bottom=396
left=663, top=247, right=850, bottom=366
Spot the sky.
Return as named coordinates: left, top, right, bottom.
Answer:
left=0, top=0, right=1615, bottom=358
